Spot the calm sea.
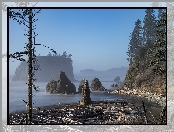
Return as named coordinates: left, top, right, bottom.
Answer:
left=2, top=76, right=124, bottom=120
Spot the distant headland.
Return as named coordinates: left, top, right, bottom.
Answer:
left=11, top=55, right=77, bottom=82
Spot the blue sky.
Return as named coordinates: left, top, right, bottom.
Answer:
left=9, top=8, right=159, bottom=74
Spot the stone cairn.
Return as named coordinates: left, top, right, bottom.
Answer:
left=80, top=80, right=91, bottom=105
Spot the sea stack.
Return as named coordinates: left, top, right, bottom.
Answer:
left=80, top=80, right=91, bottom=105
left=46, top=71, right=76, bottom=94
left=91, top=77, right=107, bottom=91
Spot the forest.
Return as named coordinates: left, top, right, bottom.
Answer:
left=122, top=9, right=166, bottom=97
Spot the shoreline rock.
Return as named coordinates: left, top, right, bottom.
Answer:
left=110, top=88, right=166, bottom=107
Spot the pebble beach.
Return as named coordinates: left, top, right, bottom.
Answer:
left=9, top=99, right=166, bottom=125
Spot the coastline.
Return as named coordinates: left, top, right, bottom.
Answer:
left=9, top=99, right=166, bottom=125
left=110, top=88, right=166, bottom=108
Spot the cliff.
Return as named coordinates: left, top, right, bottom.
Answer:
left=12, top=56, right=76, bottom=82
left=120, top=60, right=166, bottom=97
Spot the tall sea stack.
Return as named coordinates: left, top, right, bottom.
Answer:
left=46, top=71, right=76, bottom=94
left=80, top=80, right=91, bottom=105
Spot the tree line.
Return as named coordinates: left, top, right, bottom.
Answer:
left=127, top=9, right=166, bottom=77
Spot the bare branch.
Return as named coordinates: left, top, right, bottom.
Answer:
left=32, top=9, right=41, bottom=18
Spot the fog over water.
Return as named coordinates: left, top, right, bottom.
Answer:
left=9, top=81, right=119, bottom=112
left=3, top=75, right=127, bottom=120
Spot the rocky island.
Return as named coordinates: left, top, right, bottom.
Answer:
left=46, top=71, right=76, bottom=94
left=12, top=55, right=76, bottom=82
left=91, top=77, right=107, bottom=91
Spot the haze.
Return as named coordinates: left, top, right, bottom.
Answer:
left=8, top=8, right=158, bottom=75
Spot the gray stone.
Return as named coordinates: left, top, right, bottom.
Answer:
left=80, top=80, right=91, bottom=105
left=91, top=77, right=107, bottom=91
left=46, top=71, right=76, bottom=94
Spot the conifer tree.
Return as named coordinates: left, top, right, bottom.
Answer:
left=127, top=19, right=143, bottom=63
left=150, top=9, right=167, bottom=76
left=142, top=9, right=157, bottom=68
left=143, top=9, right=157, bottom=47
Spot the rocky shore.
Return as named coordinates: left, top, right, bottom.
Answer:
left=9, top=100, right=166, bottom=125
left=110, top=87, right=166, bottom=108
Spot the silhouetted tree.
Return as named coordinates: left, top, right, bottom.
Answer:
left=62, top=51, right=68, bottom=58
left=47, top=52, right=52, bottom=56
left=9, top=8, right=64, bottom=124
left=9, top=8, right=42, bottom=124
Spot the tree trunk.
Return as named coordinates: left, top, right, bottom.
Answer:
left=27, top=8, right=33, bottom=124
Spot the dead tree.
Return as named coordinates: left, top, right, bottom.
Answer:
left=9, top=7, right=64, bottom=124
left=27, top=8, right=33, bottom=124
left=8, top=8, right=41, bottom=124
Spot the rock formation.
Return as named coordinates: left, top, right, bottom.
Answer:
left=120, top=59, right=166, bottom=96
left=78, top=79, right=85, bottom=94
left=111, top=84, right=118, bottom=87
left=114, top=76, right=120, bottom=82
left=12, top=56, right=76, bottom=82
left=80, top=80, right=91, bottom=105
left=91, top=77, right=107, bottom=91
left=78, top=79, right=92, bottom=94
left=46, top=71, right=76, bottom=94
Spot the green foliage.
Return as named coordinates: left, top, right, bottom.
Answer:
left=142, top=9, right=158, bottom=70
left=143, top=9, right=157, bottom=46
left=127, top=19, right=143, bottom=62
left=150, top=9, right=166, bottom=76
left=124, top=8, right=166, bottom=95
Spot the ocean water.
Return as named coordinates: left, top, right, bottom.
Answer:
left=5, top=80, right=124, bottom=120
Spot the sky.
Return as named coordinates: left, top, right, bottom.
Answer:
left=8, top=8, right=160, bottom=75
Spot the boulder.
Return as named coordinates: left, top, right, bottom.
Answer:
left=91, top=77, right=107, bottom=91
left=46, top=71, right=76, bottom=94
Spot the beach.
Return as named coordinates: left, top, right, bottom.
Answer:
left=9, top=99, right=166, bottom=125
